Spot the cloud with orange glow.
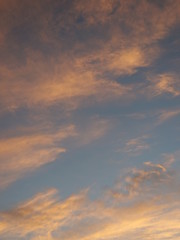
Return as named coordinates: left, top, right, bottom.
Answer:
left=0, top=1, right=180, bottom=240
left=0, top=157, right=179, bottom=240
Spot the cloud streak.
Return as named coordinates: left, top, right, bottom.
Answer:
left=119, top=135, right=150, bottom=155
left=0, top=125, right=75, bottom=189
left=0, top=157, right=179, bottom=240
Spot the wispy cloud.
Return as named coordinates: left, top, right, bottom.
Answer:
left=0, top=1, right=180, bottom=239
left=0, top=116, right=113, bottom=189
left=75, top=117, right=112, bottom=146
left=0, top=125, right=75, bottom=189
left=0, top=54, right=130, bottom=113
left=0, top=156, right=179, bottom=240
left=156, top=109, right=180, bottom=125
left=147, top=73, right=180, bottom=97
left=121, top=135, right=150, bottom=155
left=108, top=154, right=174, bottom=202
left=0, top=188, right=87, bottom=239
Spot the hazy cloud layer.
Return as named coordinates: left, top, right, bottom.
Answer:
left=0, top=0, right=180, bottom=113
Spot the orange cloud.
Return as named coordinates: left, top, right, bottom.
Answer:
left=0, top=188, right=87, bottom=239
left=0, top=52, right=130, bottom=113
left=147, top=73, right=180, bottom=97
left=74, top=0, right=180, bottom=41
left=78, top=46, right=157, bottom=77
left=0, top=116, right=113, bottom=189
left=0, top=125, right=75, bottom=189
left=0, top=158, right=179, bottom=240
left=0, top=0, right=180, bottom=114
left=156, top=109, right=180, bottom=125
left=108, top=159, right=172, bottom=201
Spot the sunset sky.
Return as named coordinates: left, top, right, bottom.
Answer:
left=0, top=0, right=180, bottom=239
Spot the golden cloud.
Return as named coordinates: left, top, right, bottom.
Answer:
left=0, top=116, right=113, bottom=189
left=147, top=73, right=180, bottom=97
left=0, top=125, right=75, bottom=189
left=0, top=158, right=179, bottom=240
left=0, top=188, right=87, bottom=239
left=0, top=52, right=130, bottom=113
left=0, top=1, right=179, bottom=114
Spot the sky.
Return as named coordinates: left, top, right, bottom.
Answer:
left=0, top=0, right=180, bottom=239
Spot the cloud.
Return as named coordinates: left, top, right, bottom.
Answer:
left=0, top=1, right=180, bottom=113
left=73, top=0, right=118, bottom=25
left=79, top=46, right=157, bottom=77
left=108, top=158, right=172, bottom=201
left=0, top=116, right=113, bottom=189
left=147, top=73, right=180, bottom=97
left=0, top=188, right=87, bottom=239
left=0, top=52, right=130, bottom=113
left=118, top=135, right=150, bottom=155
left=0, top=2, right=180, bottom=238
left=71, top=0, right=180, bottom=76
left=73, top=0, right=180, bottom=42
left=0, top=125, right=75, bottom=189
left=156, top=109, right=180, bottom=124
left=0, top=157, right=179, bottom=240
left=75, top=117, right=112, bottom=146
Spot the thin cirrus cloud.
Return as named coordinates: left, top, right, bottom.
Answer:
left=146, top=73, right=180, bottom=97
left=0, top=117, right=111, bottom=189
left=0, top=188, right=88, bottom=239
left=0, top=125, right=75, bottom=189
left=0, top=157, right=179, bottom=240
left=119, top=135, right=150, bottom=155
left=156, top=109, right=180, bottom=125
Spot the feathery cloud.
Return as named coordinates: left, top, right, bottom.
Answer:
left=156, top=109, right=180, bottom=124
left=0, top=125, right=75, bottom=189
left=121, top=135, right=150, bottom=155
left=0, top=157, right=179, bottom=240
left=147, top=73, right=180, bottom=97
